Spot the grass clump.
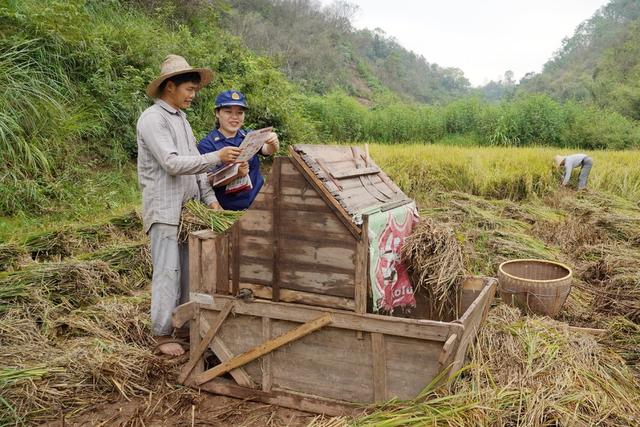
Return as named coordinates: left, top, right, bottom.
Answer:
left=0, top=260, right=125, bottom=314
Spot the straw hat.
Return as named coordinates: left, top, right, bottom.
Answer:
left=554, top=155, right=565, bottom=169
left=146, top=54, right=213, bottom=98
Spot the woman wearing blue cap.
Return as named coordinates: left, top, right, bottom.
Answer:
left=197, top=90, right=279, bottom=210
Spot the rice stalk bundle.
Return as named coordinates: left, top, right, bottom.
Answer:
left=604, top=316, right=640, bottom=373
left=0, top=260, right=125, bottom=312
left=52, top=295, right=151, bottom=347
left=0, top=243, right=28, bottom=272
left=21, top=212, right=145, bottom=261
left=485, top=229, right=558, bottom=264
left=81, top=242, right=151, bottom=288
left=107, top=209, right=143, bottom=235
left=576, top=244, right=640, bottom=322
left=595, top=213, right=640, bottom=246
left=178, top=200, right=243, bottom=243
left=402, top=217, right=464, bottom=320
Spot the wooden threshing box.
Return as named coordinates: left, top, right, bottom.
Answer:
left=174, top=145, right=496, bottom=415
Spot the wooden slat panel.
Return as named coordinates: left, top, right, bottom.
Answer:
left=384, top=335, right=443, bottom=400
left=270, top=319, right=374, bottom=403
left=217, top=235, right=230, bottom=295
left=188, top=233, right=202, bottom=294
left=238, top=258, right=355, bottom=298
left=188, top=378, right=356, bottom=416
left=371, top=333, right=387, bottom=402
left=239, top=260, right=272, bottom=285
left=239, top=282, right=355, bottom=311
left=195, top=314, right=332, bottom=385
left=279, top=238, right=356, bottom=272
left=239, top=209, right=272, bottom=234
left=279, top=269, right=355, bottom=298
left=272, top=158, right=282, bottom=302
left=214, top=312, right=264, bottom=382
left=205, top=296, right=459, bottom=341
left=354, top=216, right=369, bottom=316
left=201, top=238, right=217, bottom=295
left=279, top=210, right=352, bottom=241
left=262, top=317, right=273, bottom=392
left=238, top=234, right=272, bottom=260
left=289, top=147, right=361, bottom=239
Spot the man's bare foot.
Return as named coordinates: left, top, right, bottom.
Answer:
left=153, top=336, right=186, bottom=357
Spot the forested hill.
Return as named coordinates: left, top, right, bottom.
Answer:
left=222, top=0, right=471, bottom=104
left=519, top=0, right=640, bottom=119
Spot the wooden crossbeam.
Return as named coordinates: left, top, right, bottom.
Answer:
left=179, top=301, right=234, bottom=383
left=194, top=313, right=333, bottom=385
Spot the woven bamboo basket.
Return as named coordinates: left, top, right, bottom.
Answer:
left=498, top=259, right=572, bottom=317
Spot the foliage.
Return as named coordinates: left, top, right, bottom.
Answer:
left=519, top=0, right=640, bottom=120
left=223, top=0, right=471, bottom=103
left=0, top=0, right=313, bottom=216
left=304, top=91, right=640, bottom=149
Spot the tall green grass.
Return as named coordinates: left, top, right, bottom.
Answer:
left=304, top=92, right=640, bottom=149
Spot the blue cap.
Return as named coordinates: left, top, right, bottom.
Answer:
left=215, top=90, right=248, bottom=109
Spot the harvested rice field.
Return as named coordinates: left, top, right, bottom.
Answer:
left=1, top=144, right=640, bottom=426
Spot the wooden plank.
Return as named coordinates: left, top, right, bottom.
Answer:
left=438, top=333, right=458, bottom=367
left=279, top=209, right=353, bottom=242
left=354, top=215, right=369, bottom=316
left=279, top=269, right=355, bottom=298
left=238, top=258, right=355, bottom=298
left=203, top=296, right=460, bottom=342
left=189, top=305, right=204, bottom=377
left=179, top=301, right=234, bottom=383
left=200, top=317, right=256, bottom=388
left=371, top=333, right=387, bottom=402
left=330, top=166, right=380, bottom=179
left=384, top=335, right=444, bottom=399
left=188, top=233, right=202, bottom=293
left=217, top=235, right=230, bottom=295
left=238, top=209, right=272, bottom=234
left=262, top=317, right=273, bottom=392
left=288, top=146, right=361, bottom=240
left=195, top=313, right=333, bottom=385
left=451, top=280, right=496, bottom=374
left=172, top=301, right=196, bottom=329
left=186, top=377, right=357, bottom=417
left=271, top=157, right=282, bottom=302
left=279, top=238, right=356, bottom=272
left=200, top=238, right=217, bottom=295
left=238, top=282, right=355, bottom=311
left=270, top=320, right=374, bottom=403
left=231, top=224, right=240, bottom=296
left=237, top=234, right=272, bottom=261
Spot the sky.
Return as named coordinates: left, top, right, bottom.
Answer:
left=319, top=0, right=610, bottom=87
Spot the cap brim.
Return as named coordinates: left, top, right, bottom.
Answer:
left=146, top=67, right=213, bottom=98
left=215, top=101, right=249, bottom=109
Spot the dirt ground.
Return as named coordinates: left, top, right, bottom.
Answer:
left=41, top=393, right=318, bottom=427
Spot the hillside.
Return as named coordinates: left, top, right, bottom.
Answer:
left=222, top=0, right=471, bottom=103
left=518, top=0, right=640, bottom=119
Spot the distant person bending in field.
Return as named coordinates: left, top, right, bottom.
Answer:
left=554, top=153, right=593, bottom=190
left=197, top=90, right=279, bottom=210
left=137, top=55, right=241, bottom=356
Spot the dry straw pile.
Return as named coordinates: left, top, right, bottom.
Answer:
left=402, top=217, right=464, bottom=320
left=0, top=211, right=196, bottom=426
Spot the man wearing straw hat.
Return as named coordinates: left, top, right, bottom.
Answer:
left=137, top=55, right=240, bottom=356
left=554, top=153, right=593, bottom=190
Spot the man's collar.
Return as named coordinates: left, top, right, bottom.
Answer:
left=155, top=98, right=180, bottom=115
